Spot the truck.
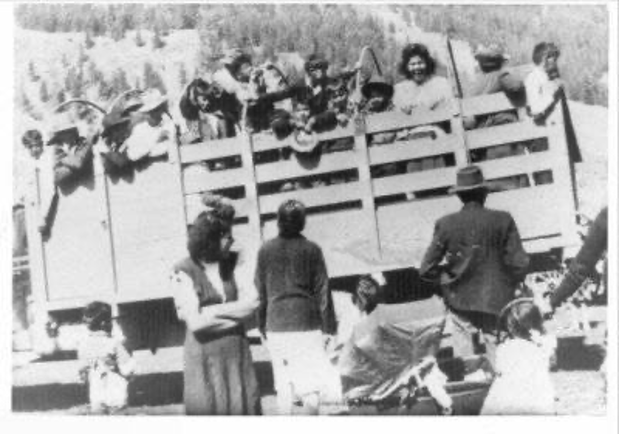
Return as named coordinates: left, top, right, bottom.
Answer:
left=19, top=87, right=580, bottom=349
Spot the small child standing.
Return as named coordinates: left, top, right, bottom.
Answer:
left=77, top=301, right=135, bottom=414
left=480, top=298, right=557, bottom=415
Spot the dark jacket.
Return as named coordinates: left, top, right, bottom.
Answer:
left=550, top=207, right=607, bottom=308
left=420, top=202, right=530, bottom=316
left=255, top=234, right=337, bottom=335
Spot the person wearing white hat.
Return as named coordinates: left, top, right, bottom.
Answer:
left=122, top=89, right=175, bottom=163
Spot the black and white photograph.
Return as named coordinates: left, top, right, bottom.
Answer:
left=7, top=1, right=617, bottom=421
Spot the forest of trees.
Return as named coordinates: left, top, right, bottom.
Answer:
left=15, top=3, right=609, bottom=108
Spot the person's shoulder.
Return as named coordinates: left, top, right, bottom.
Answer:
left=172, top=257, right=194, bottom=273
left=483, top=207, right=515, bottom=224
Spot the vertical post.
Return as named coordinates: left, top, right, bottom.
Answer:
left=95, top=149, right=120, bottom=318
left=546, top=107, right=580, bottom=250
left=449, top=99, right=470, bottom=167
left=353, top=115, right=382, bottom=258
left=242, top=131, right=263, bottom=246
left=24, top=164, right=50, bottom=327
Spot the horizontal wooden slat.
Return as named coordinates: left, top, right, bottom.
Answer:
left=373, top=167, right=455, bottom=197
left=183, top=166, right=251, bottom=194
left=255, top=149, right=360, bottom=183
left=259, top=182, right=364, bottom=214
left=461, top=93, right=514, bottom=118
left=251, top=125, right=355, bottom=152
left=369, top=135, right=459, bottom=165
left=478, top=152, right=556, bottom=180
left=466, top=122, right=548, bottom=150
left=365, top=104, right=454, bottom=134
left=179, top=137, right=244, bottom=164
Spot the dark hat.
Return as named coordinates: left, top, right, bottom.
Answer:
left=101, top=108, right=131, bottom=138
left=474, top=44, right=509, bottom=62
left=362, top=75, right=394, bottom=100
left=449, top=165, right=490, bottom=194
left=304, top=53, right=329, bottom=72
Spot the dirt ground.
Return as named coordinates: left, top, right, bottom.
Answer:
left=13, top=315, right=607, bottom=416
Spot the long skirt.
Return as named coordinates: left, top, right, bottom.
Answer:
left=184, top=327, right=261, bottom=415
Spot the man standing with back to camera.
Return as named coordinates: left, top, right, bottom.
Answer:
left=255, top=199, right=338, bottom=415
left=419, top=165, right=530, bottom=369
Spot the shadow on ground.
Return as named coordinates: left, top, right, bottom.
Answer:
left=13, top=361, right=275, bottom=412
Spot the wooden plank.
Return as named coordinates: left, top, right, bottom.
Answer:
left=255, top=149, right=360, bottom=183
left=466, top=122, right=548, bottom=150
left=373, top=167, right=456, bottom=197
left=478, top=152, right=556, bottom=180
left=114, top=235, right=187, bottom=300
left=259, top=182, right=364, bottom=214
left=461, top=93, right=514, bottom=118
left=251, top=125, right=355, bottom=152
left=377, top=196, right=460, bottom=268
left=240, top=132, right=264, bottom=244
left=183, top=166, right=249, bottom=194
left=43, top=174, right=116, bottom=301
left=353, top=116, right=382, bottom=259
left=24, top=166, right=51, bottom=309
left=369, top=135, right=459, bottom=165
left=179, top=136, right=244, bottom=164
left=261, top=208, right=388, bottom=278
left=365, top=105, right=454, bottom=134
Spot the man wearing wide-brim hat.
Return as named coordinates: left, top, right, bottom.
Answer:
left=47, top=114, right=94, bottom=187
left=122, top=89, right=174, bottom=163
left=419, top=165, right=529, bottom=369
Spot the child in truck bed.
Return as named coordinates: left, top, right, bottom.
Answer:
left=77, top=301, right=135, bottom=414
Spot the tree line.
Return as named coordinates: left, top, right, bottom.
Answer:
left=16, top=4, right=609, bottom=107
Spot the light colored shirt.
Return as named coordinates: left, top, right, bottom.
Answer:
left=124, top=118, right=175, bottom=162
left=393, top=75, right=453, bottom=113
left=525, top=66, right=560, bottom=117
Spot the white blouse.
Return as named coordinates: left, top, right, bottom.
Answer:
left=393, top=75, right=453, bottom=114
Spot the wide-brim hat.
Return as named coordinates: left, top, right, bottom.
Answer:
left=362, top=75, right=394, bottom=100
left=47, top=115, right=80, bottom=144
left=448, top=165, right=490, bottom=194
left=101, top=108, right=131, bottom=138
left=287, top=130, right=320, bottom=154
left=137, top=89, right=168, bottom=113
left=474, top=44, right=509, bottom=63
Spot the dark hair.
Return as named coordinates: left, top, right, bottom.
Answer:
left=179, top=78, right=211, bottom=122
left=22, top=129, right=43, bottom=148
left=304, top=53, right=329, bottom=73
left=83, top=301, right=113, bottom=333
left=353, top=275, right=381, bottom=314
left=456, top=189, right=488, bottom=205
left=398, top=43, right=436, bottom=79
left=532, top=42, right=560, bottom=66
left=187, top=205, right=235, bottom=263
left=277, top=199, right=306, bottom=236
left=502, top=300, right=544, bottom=341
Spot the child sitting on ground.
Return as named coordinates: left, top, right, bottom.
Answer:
left=480, top=298, right=557, bottom=415
left=77, top=301, right=135, bottom=414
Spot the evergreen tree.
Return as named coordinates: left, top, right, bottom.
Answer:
left=28, top=61, right=40, bottom=82
left=143, top=62, right=167, bottom=94
left=152, top=27, right=166, bottom=49
left=135, top=29, right=146, bottom=47
left=85, top=30, right=95, bottom=49
left=112, top=68, right=131, bottom=94
left=39, top=80, right=50, bottom=103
